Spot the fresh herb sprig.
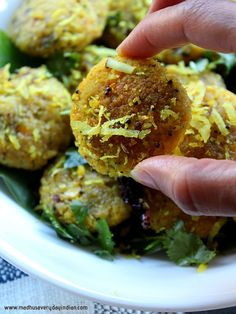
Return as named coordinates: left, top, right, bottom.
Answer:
left=42, top=200, right=115, bottom=260
left=118, top=220, right=215, bottom=266
left=46, top=51, right=81, bottom=86
left=163, top=221, right=216, bottom=266
left=95, top=219, right=115, bottom=260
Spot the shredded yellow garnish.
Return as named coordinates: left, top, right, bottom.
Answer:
left=188, top=142, right=204, bottom=148
left=208, top=218, right=227, bottom=244
left=8, top=135, right=21, bottom=150
left=74, top=110, right=151, bottom=142
left=89, top=96, right=100, bottom=109
left=197, top=264, right=208, bottom=273
left=209, top=108, right=229, bottom=136
left=77, top=165, right=86, bottom=177
left=84, top=178, right=105, bottom=186
left=100, top=147, right=121, bottom=160
left=33, top=129, right=40, bottom=142
left=186, top=81, right=206, bottom=106
left=160, top=108, right=179, bottom=121
left=167, top=62, right=198, bottom=75
left=100, top=128, right=151, bottom=142
left=222, top=102, right=236, bottom=125
left=190, top=106, right=211, bottom=143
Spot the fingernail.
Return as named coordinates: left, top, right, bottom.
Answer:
left=116, top=45, right=124, bottom=56
left=131, top=166, right=160, bottom=190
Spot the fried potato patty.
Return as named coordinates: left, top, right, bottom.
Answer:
left=0, top=65, right=72, bottom=170
left=71, top=57, right=191, bottom=177
left=145, top=188, right=226, bottom=239
left=179, top=82, right=236, bottom=160
left=156, top=45, right=206, bottom=65
left=9, top=0, right=109, bottom=57
left=39, top=155, right=131, bottom=232
left=166, top=64, right=225, bottom=88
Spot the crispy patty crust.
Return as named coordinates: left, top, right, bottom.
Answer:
left=71, top=56, right=191, bottom=177
left=0, top=65, right=72, bottom=170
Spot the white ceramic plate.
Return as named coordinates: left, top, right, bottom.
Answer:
left=1, top=1, right=236, bottom=312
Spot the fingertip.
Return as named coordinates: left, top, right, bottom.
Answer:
left=116, top=39, right=133, bottom=57
left=130, top=155, right=178, bottom=189
left=116, top=45, right=125, bottom=57
left=115, top=5, right=188, bottom=58
left=116, top=26, right=158, bottom=58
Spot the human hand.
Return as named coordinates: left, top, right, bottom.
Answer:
left=131, top=156, right=236, bottom=216
left=117, top=0, right=236, bottom=58
left=118, top=0, right=236, bottom=216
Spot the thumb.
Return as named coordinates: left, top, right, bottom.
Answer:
left=131, top=156, right=236, bottom=216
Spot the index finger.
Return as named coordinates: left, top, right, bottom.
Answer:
left=117, top=0, right=236, bottom=58
left=148, top=0, right=184, bottom=14
left=117, top=4, right=187, bottom=58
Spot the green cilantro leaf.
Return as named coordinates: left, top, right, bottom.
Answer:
left=64, top=148, right=87, bottom=169
left=71, top=200, right=88, bottom=225
left=42, top=208, right=75, bottom=242
left=46, top=52, right=81, bottom=83
left=96, top=219, right=115, bottom=254
left=94, top=249, right=114, bottom=261
left=163, top=221, right=216, bottom=266
left=144, top=237, right=163, bottom=254
left=66, top=224, right=94, bottom=246
left=69, top=200, right=95, bottom=245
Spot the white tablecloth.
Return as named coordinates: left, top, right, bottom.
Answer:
left=0, top=258, right=235, bottom=314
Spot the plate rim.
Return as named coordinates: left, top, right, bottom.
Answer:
left=1, top=192, right=236, bottom=312
left=1, top=1, right=236, bottom=311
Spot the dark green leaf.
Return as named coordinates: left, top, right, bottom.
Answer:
left=144, top=237, right=163, bottom=254
left=123, top=235, right=163, bottom=255
left=96, top=219, right=115, bottom=253
left=94, top=249, right=114, bottom=261
left=0, top=30, right=25, bottom=71
left=163, top=221, right=216, bottom=266
left=0, top=30, right=42, bottom=71
left=66, top=224, right=94, bottom=246
left=0, top=166, right=40, bottom=210
left=205, top=52, right=236, bottom=76
left=70, top=200, right=89, bottom=225
left=64, top=51, right=81, bottom=62
left=46, top=52, right=81, bottom=81
left=68, top=200, right=94, bottom=245
left=64, top=148, right=87, bottom=169
left=42, top=208, right=75, bottom=242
